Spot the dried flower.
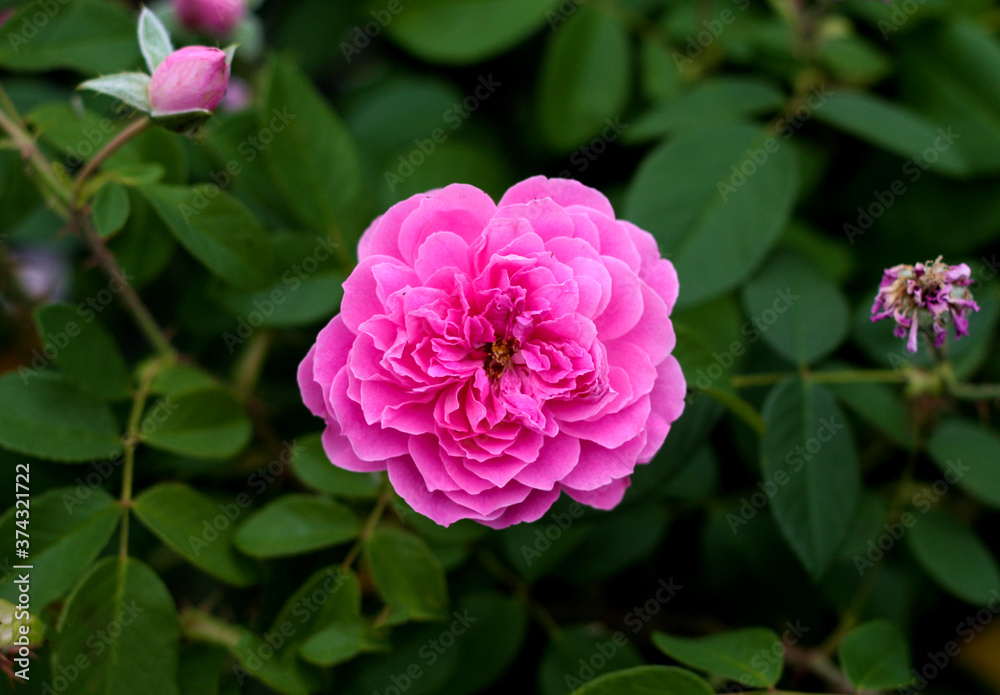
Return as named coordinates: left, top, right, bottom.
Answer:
left=871, top=256, right=980, bottom=353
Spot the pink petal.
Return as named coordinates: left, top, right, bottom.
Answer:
left=563, top=477, right=630, bottom=510
left=594, top=256, right=643, bottom=340
left=297, top=346, right=326, bottom=418
left=512, top=433, right=581, bottom=490
left=398, top=184, right=497, bottom=265
left=638, top=356, right=686, bottom=462
left=498, top=176, right=615, bottom=218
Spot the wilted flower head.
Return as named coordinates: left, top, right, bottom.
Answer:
left=173, top=0, right=245, bottom=37
left=149, top=46, right=231, bottom=115
left=299, top=178, right=686, bottom=528
left=871, top=256, right=980, bottom=353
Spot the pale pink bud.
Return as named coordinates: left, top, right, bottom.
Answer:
left=173, top=0, right=245, bottom=37
left=148, top=46, right=230, bottom=115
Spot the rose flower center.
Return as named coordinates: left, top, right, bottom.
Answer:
left=484, top=338, right=518, bottom=381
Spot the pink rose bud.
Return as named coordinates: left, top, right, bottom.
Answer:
left=148, top=46, right=230, bottom=115
left=173, top=0, right=245, bottom=37
left=0, top=8, right=13, bottom=28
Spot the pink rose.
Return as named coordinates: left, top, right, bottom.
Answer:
left=173, top=0, right=245, bottom=37
left=148, top=46, right=230, bottom=116
left=299, top=177, right=686, bottom=528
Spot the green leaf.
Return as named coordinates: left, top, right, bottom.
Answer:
left=178, top=644, right=228, bottom=695
left=52, top=557, right=181, bottom=695
left=813, top=90, right=968, bottom=177
left=107, top=128, right=189, bottom=185
left=78, top=73, right=153, bottom=114
left=259, top=57, right=367, bottom=250
left=652, top=628, right=783, bottom=687
left=275, top=566, right=366, bottom=666
left=232, top=626, right=321, bottom=695
left=211, top=232, right=347, bottom=329
left=826, top=379, right=915, bottom=450
left=817, top=35, right=891, bottom=85
left=292, top=433, right=379, bottom=498
left=539, top=624, right=644, bottom=695
left=0, top=487, right=119, bottom=609
left=92, top=181, right=132, bottom=238
left=234, top=494, right=361, bottom=558
left=0, top=0, right=140, bottom=75
left=760, top=378, right=860, bottom=579
left=137, top=7, right=172, bottom=73
left=537, top=7, right=630, bottom=152
left=928, top=419, right=1000, bottom=510
left=364, top=527, right=448, bottom=622
left=34, top=303, right=131, bottom=400
left=139, top=386, right=252, bottom=459
left=627, top=77, right=786, bottom=144
left=907, top=510, right=1000, bottom=605
left=0, top=373, right=122, bottom=462
left=138, top=183, right=275, bottom=290
left=386, top=0, right=560, bottom=64
left=899, top=20, right=1000, bottom=175
left=625, top=123, right=799, bottom=306
left=151, top=363, right=220, bottom=396
left=26, top=103, right=120, bottom=159
left=299, top=621, right=366, bottom=667
left=432, top=592, right=529, bottom=695
left=741, top=250, right=850, bottom=366
left=838, top=620, right=913, bottom=691
left=133, top=483, right=259, bottom=587
left=554, top=506, right=670, bottom=583
left=571, top=666, right=714, bottom=695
